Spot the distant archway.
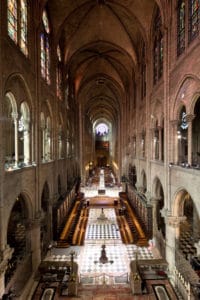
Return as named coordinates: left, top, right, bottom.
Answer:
left=173, top=189, right=199, bottom=260
left=41, top=182, right=51, bottom=259
left=5, top=194, right=31, bottom=289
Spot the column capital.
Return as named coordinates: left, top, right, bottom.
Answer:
left=165, top=216, right=186, bottom=228
left=151, top=197, right=162, bottom=204
left=11, top=113, right=18, bottom=120
left=186, top=114, right=195, bottom=123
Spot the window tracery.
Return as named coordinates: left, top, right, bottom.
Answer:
left=56, top=45, right=62, bottom=99
left=7, top=0, right=28, bottom=55
left=153, top=9, right=163, bottom=84
left=189, top=0, right=200, bottom=42
left=41, top=10, right=50, bottom=84
left=177, top=0, right=185, bottom=55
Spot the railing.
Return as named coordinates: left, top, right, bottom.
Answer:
left=79, top=272, right=129, bottom=285
left=174, top=249, right=200, bottom=299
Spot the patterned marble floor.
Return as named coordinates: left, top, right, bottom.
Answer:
left=48, top=208, right=155, bottom=285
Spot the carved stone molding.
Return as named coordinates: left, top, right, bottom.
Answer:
left=166, top=216, right=186, bottom=228
left=186, top=114, right=195, bottom=123
left=0, top=246, right=14, bottom=274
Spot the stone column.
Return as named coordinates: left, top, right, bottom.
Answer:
left=170, top=120, right=179, bottom=164
left=186, top=114, right=195, bottom=166
left=12, top=114, right=19, bottom=167
left=0, top=246, right=14, bottom=298
left=151, top=197, right=161, bottom=236
left=194, top=240, right=200, bottom=257
left=23, top=120, right=30, bottom=165
left=150, top=128, right=154, bottom=160
left=41, top=125, right=45, bottom=162
left=158, top=126, right=162, bottom=161
left=30, top=215, right=42, bottom=272
left=165, top=215, right=186, bottom=281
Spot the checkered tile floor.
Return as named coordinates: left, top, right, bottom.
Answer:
left=86, top=224, right=120, bottom=240
left=78, top=244, right=154, bottom=276
left=85, top=208, right=121, bottom=241
left=49, top=208, right=155, bottom=285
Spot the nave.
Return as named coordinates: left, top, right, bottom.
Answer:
left=30, top=169, right=179, bottom=300
left=31, top=202, right=178, bottom=300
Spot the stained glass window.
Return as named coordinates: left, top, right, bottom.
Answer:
left=153, top=9, right=163, bottom=84
left=40, top=34, right=46, bottom=78
left=41, top=10, right=51, bottom=84
left=8, top=0, right=18, bottom=43
left=20, top=0, right=28, bottom=55
left=7, top=0, right=28, bottom=55
left=56, top=46, right=62, bottom=99
left=57, top=45, right=61, bottom=62
left=42, top=10, right=50, bottom=34
left=96, top=123, right=109, bottom=136
left=189, top=0, right=200, bottom=42
left=177, top=1, right=185, bottom=56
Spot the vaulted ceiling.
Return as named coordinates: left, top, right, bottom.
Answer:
left=42, top=0, right=161, bottom=126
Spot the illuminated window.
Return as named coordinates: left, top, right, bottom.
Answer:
left=8, top=0, right=18, bottom=42
left=96, top=123, right=109, bottom=136
left=153, top=9, right=163, bottom=84
left=56, top=45, right=62, bottom=99
left=177, top=0, right=185, bottom=56
left=7, top=0, right=28, bottom=55
left=20, top=0, right=28, bottom=55
left=189, top=0, right=200, bottom=42
left=41, top=10, right=50, bottom=84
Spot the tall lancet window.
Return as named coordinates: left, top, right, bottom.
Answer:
left=8, top=0, right=18, bottom=43
left=189, top=0, right=200, bottom=42
left=7, top=0, right=28, bottom=55
left=56, top=45, right=62, bottom=99
left=41, top=10, right=50, bottom=84
left=177, top=0, right=185, bottom=56
left=20, top=0, right=28, bottom=55
left=153, top=9, right=163, bottom=84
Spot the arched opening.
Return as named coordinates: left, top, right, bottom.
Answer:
left=178, top=106, right=188, bottom=164
left=192, top=98, right=200, bottom=166
left=141, top=170, right=147, bottom=193
left=18, top=102, right=30, bottom=166
left=155, top=180, right=165, bottom=237
left=58, top=175, right=61, bottom=195
left=174, top=189, right=200, bottom=274
left=95, top=122, right=110, bottom=167
left=5, top=194, right=31, bottom=291
left=4, top=93, right=17, bottom=169
left=154, top=120, right=159, bottom=160
left=175, top=190, right=200, bottom=262
left=44, top=116, right=51, bottom=161
left=41, top=182, right=51, bottom=259
left=128, top=164, right=137, bottom=187
left=152, top=178, right=166, bottom=258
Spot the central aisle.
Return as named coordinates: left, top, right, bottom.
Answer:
left=78, top=207, right=154, bottom=285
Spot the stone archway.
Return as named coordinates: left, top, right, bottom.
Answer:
left=141, top=170, right=147, bottom=193
left=152, top=177, right=165, bottom=258
left=5, top=194, right=32, bottom=293
left=192, top=97, right=200, bottom=166
left=41, top=182, right=51, bottom=259
left=128, top=164, right=137, bottom=187
left=173, top=189, right=200, bottom=260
